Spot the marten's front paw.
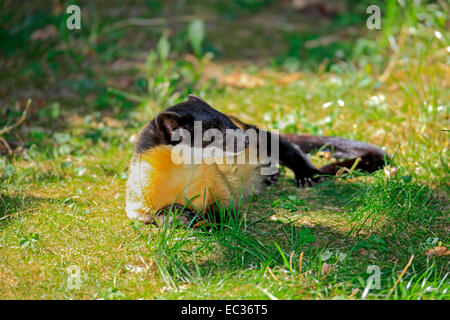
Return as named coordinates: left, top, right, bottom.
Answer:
left=153, top=204, right=195, bottom=228
left=294, top=169, right=323, bottom=187
left=264, top=170, right=281, bottom=185
left=154, top=213, right=192, bottom=228
left=140, top=214, right=155, bottom=225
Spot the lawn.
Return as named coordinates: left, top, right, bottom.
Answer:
left=0, top=0, right=448, bottom=299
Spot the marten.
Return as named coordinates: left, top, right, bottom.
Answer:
left=126, top=95, right=389, bottom=227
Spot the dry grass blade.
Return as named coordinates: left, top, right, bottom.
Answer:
left=265, top=266, right=281, bottom=285
left=0, top=99, right=31, bottom=136
left=387, top=255, right=414, bottom=297
left=0, top=208, right=36, bottom=221
left=379, top=26, right=407, bottom=83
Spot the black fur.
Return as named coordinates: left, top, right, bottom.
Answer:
left=281, top=134, right=390, bottom=176
left=136, top=95, right=240, bottom=153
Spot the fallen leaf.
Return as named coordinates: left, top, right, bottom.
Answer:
left=369, top=252, right=378, bottom=260
left=321, top=262, right=332, bottom=275
left=274, top=73, right=303, bottom=85
left=384, top=165, right=399, bottom=178
left=103, top=116, right=122, bottom=128
left=356, top=249, right=369, bottom=256
left=222, top=72, right=265, bottom=88
left=425, top=246, right=450, bottom=258
left=30, top=25, right=58, bottom=41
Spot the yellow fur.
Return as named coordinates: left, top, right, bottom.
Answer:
left=125, top=145, right=264, bottom=222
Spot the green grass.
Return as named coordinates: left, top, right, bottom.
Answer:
left=0, top=0, right=449, bottom=299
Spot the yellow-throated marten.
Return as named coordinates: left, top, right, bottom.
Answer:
left=126, top=95, right=389, bottom=226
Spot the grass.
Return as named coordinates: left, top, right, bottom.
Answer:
left=0, top=0, right=449, bottom=299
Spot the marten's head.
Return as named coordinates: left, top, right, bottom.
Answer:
left=136, top=95, right=248, bottom=154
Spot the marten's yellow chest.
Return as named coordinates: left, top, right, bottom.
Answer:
left=125, top=145, right=264, bottom=220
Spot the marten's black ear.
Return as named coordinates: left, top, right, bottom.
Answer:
left=155, top=111, right=181, bottom=136
left=188, top=94, right=209, bottom=105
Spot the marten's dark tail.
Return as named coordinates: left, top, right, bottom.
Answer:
left=281, top=134, right=390, bottom=176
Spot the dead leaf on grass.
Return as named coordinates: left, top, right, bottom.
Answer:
left=356, top=249, right=369, bottom=256
left=222, top=72, right=265, bottom=88
left=274, top=73, right=303, bottom=85
left=30, top=25, right=58, bottom=41
left=425, top=246, right=450, bottom=258
left=321, top=262, right=332, bottom=275
left=384, top=165, right=399, bottom=178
